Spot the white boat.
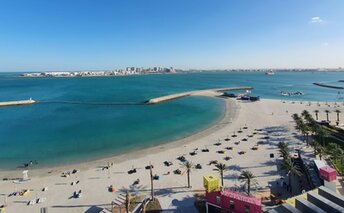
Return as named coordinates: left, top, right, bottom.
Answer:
left=265, top=71, right=275, bottom=75
left=281, top=91, right=289, bottom=96
left=280, top=91, right=304, bottom=96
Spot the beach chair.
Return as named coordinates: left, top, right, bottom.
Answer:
left=109, top=185, right=116, bottom=192
left=22, top=190, right=29, bottom=196
left=36, top=197, right=46, bottom=203
left=27, top=200, right=35, bottom=205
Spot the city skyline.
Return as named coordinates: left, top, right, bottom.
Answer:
left=0, top=0, right=344, bottom=72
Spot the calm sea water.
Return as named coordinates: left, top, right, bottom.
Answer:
left=0, top=71, right=344, bottom=169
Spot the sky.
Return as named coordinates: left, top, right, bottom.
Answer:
left=0, top=0, right=343, bottom=72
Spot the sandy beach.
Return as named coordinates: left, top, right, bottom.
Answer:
left=1, top=97, right=343, bottom=212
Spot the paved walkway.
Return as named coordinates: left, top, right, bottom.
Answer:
left=158, top=190, right=198, bottom=212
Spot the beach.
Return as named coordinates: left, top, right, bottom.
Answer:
left=0, top=97, right=343, bottom=212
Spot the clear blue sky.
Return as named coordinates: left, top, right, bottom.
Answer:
left=0, top=0, right=343, bottom=71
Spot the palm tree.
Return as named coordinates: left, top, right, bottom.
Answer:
left=307, top=120, right=319, bottom=146
left=281, top=158, right=302, bottom=193
left=335, top=148, right=344, bottom=165
left=291, top=114, right=307, bottom=143
left=324, top=110, right=331, bottom=121
left=314, top=110, right=319, bottom=120
left=149, top=164, right=155, bottom=200
left=214, top=163, right=227, bottom=187
left=291, top=114, right=301, bottom=130
left=340, top=153, right=344, bottom=174
left=301, top=110, right=312, bottom=121
left=278, top=142, right=289, bottom=159
left=182, top=161, right=194, bottom=188
left=299, top=121, right=308, bottom=144
left=291, top=113, right=300, bottom=121
left=314, top=142, right=324, bottom=160
left=125, top=191, right=131, bottom=213
left=316, top=127, right=328, bottom=147
left=335, top=109, right=341, bottom=122
left=327, top=143, right=343, bottom=162
left=238, top=170, right=257, bottom=196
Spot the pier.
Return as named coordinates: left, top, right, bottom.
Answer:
left=313, top=82, right=344, bottom=89
left=146, top=87, right=252, bottom=104
left=0, top=87, right=252, bottom=107
left=0, top=99, right=36, bottom=107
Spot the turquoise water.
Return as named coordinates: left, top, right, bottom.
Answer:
left=1, top=71, right=344, bottom=169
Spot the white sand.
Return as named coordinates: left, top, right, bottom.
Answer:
left=0, top=98, right=343, bottom=212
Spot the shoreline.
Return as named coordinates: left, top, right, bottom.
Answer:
left=1, top=98, right=343, bottom=212
left=0, top=98, right=340, bottom=178
left=0, top=97, right=238, bottom=178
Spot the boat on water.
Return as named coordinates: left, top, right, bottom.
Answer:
left=239, top=95, right=260, bottom=101
left=280, top=91, right=304, bottom=97
left=265, top=71, right=275, bottom=75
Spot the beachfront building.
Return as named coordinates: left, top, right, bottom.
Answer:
left=205, top=190, right=262, bottom=213
left=203, top=175, right=262, bottom=213
left=268, top=186, right=344, bottom=213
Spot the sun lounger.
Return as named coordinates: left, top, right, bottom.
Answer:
left=21, top=190, right=29, bottom=196
left=109, top=185, right=116, bottom=192
left=174, top=169, right=182, bottom=174
left=36, top=197, right=46, bottom=203
left=164, top=161, right=173, bottom=166
left=177, top=156, right=186, bottom=162
left=27, top=200, right=35, bottom=205
left=73, top=190, right=82, bottom=198
left=189, top=151, right=197, bottom=156
left=209, top=160, right=218, bottom=165
left=128, top=168, right=137, bottom=174
left=145, top=165, right=153, bottom=169
left=224, top=156, right=232, bottom=161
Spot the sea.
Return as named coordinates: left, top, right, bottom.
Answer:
left=0, top=71, right=344, bottom=169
